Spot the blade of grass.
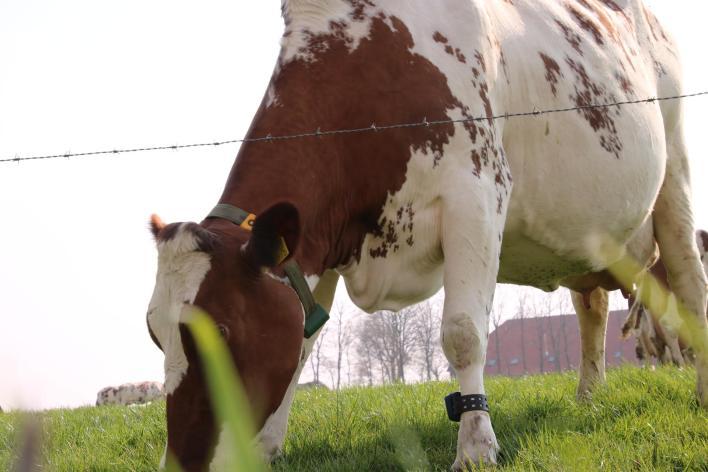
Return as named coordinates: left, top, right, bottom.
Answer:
left=188, top=308, right=266, bottom=472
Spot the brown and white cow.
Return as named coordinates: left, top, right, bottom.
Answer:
left=146, top=1, right=708, bottom=469
left=96, top=381, right=164, bottom=406
left=624, top=230, right=708, bottom=366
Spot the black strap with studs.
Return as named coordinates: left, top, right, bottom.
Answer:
left=444, top=392, right=489, bottom=422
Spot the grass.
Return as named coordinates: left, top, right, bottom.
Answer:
left=1, top=366, right=707, bottom=471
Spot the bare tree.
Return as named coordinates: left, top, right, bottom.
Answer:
left=490, top=298, right=506, bottom=375
left=557, top=293, right=573, bottom=370
left=331, top=303, right=353, bottom=390
left=356, top=343, right=375, bottom=386
left=515, top=290, right=530, bottom=374
left=357, top=308, right=417, bottom=383
left=411, top=301, right=444, bottom=381
left=309, top=325, right=329, bottom=383
left=539, top=294, right=562, bottom=373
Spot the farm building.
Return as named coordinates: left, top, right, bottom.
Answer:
left=485, top=311, right=638, bottom=376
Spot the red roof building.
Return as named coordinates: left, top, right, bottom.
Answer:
left=485, top=310, right=639, bottom=376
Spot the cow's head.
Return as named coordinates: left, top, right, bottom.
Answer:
left=146, top=203, right=305, bottom=470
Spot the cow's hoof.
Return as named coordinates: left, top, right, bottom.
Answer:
left=260, top=443, right=283, bottom=463
left=452, top=411, right=499, bottom=470
left=575, top=386, right=593, bottom=403
left=697, top=357, right=708, bottom=408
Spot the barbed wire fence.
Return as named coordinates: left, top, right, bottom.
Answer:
left=2, top=91, right=707, bottom=164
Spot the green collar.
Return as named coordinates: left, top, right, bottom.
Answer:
left=206, top=203, right=329, bottom=338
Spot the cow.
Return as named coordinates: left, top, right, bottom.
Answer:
left=146, top=1, right=708, bottom=470
left=623, top=229, right=708, bottom=366
left=95, top=381, right=164, bottom=406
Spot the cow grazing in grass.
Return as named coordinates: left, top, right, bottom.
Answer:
left=624, top=230, right=708, bottom=366
left=96, top=381, right=164, bottom=406
left=146, top=1, right=708, bottom=469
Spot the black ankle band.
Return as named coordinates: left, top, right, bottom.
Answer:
left=444, top=392, right=489, bottom=422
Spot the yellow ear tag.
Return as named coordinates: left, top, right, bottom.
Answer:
left=239, top=213, right=289, bottom=264
left=276, top=237, right=290, bottom=265
left=240, top=214, right=257, bottom=231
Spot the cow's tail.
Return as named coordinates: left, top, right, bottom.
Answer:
left=622, top=296, right=642, bottom=340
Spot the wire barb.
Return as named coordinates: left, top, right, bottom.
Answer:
left=2, top=90, right=708, bottom=164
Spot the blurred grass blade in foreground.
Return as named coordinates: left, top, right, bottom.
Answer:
left=12, top=417, right=42, bottom=472
left=188, top=308, right=267, bottom=472
left=608, top=250, right=708, bottom=363
left=390, top=422, right=430, bottom=471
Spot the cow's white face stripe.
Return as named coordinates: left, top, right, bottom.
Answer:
left=148, top=224, right=212, bottom=395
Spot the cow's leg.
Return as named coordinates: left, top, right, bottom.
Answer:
left=440, top=190, right=503, bottom=468
left=653, top=131, right=708, bottom=405
left=255, top=270, right=340, bottom=459
left=661, top=329, right=685, bottom=367
left=570, top=288, right=609, bottom=400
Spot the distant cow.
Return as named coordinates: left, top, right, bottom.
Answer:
left=623, top=230, right=708, bottom=365
left=297, top=380, right=329, bottom=390
left=96, top=381, right=164, bottom=406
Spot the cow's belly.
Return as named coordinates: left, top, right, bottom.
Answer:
left=498, top=100, right=667, bottom=288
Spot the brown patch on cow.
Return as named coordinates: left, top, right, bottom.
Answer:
left=596, top=0, right=632, bottom=26
left=555, top=20, right=583, bottom=55
left=454, top=49, right=466, bottom=63
left=478, top=82, right=494, bottom=125
left=219, top=15, right=468, bottom=272
left=566, top=57, right=622, bottom=158
left=574, top=0, right=637, bottom=71
left=498, top=49, right=509, bottom=84
left=369, top=217, right=398, bottom=258
left=471, top=150, right=482, bottom=177
left=641, top=4, right=667, bottom=43
left=370, top=203, right=416, bottom=257
left=433, top=31, right=448, bottom=44
left=433, top=32, right=466, bottom=63
left=474, top=50, right=486, bottom=73
left=577, top=0, right=619, bottom=38
left=491, top=38, right=510, bottom=85
left=539, top=53, right=563, bottom=97
left=615, top=72, right=634, bottom=95
left=347, top=0, right=374, bottom=21
left=567, top=3, right=604, bottom=46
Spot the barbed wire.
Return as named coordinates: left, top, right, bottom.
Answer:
left=2, top=91, right=707, bottom=164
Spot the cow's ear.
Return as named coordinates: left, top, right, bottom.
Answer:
left=243, top=202, right=301, bottom=269
left=150, top=214, right=166, bottom=239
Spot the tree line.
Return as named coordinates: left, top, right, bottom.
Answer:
left=308, top=288, right=626, bottom=389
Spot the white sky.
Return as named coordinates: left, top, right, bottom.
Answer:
left=1, top=1, right=706, bottom=411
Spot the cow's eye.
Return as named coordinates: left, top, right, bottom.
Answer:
left=217, top=324, right=230, bottom=340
